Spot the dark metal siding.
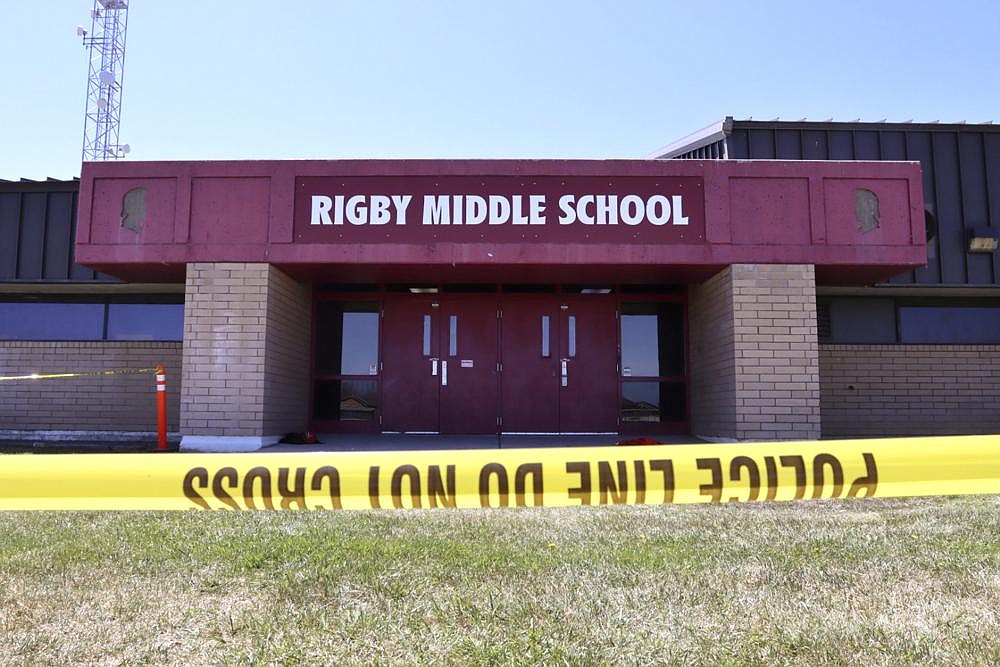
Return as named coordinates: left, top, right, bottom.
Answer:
left=0, top=180, right=115, bottom=283
left=726, top=123, right=1000, bottom=286
left=673, top=138, right=727, bottom=159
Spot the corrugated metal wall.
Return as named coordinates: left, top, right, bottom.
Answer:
left=0, top=180, right=115, bottom=283
left=672, top=138, right=727, bottom=160
left=725, top=123, right=1000, bottom=286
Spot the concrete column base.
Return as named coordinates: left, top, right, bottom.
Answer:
left=179, top=435, right=281, bottom=452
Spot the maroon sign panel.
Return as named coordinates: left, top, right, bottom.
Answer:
left=293, top=176, right=705, bottom=245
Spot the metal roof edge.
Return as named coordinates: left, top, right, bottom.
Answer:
left=0, top=177, right=80, bottom=193
left=645, top=117, right=732, bottom=160
left=728, top=118, right=1000, bottom=133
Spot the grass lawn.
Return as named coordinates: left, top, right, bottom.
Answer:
left=0, top=497, right=997, bottom=665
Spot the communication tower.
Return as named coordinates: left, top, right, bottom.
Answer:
left=78, top=0, right=131, bottom=161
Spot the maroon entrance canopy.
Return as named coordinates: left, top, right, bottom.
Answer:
left=76, top=159, right=926, bottom=285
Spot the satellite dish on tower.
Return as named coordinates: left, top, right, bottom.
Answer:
left=81, top=0, right=130, bottom=162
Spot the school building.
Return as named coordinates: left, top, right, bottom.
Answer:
left=1, top=118, right=997, bottom=450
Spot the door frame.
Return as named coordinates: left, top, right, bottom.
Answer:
left=310, top=284, right=690, bottom=436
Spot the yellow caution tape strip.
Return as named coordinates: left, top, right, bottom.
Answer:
left=1, top=435, right=998, bottom=511
left=0, top=368, right=159, bottom=382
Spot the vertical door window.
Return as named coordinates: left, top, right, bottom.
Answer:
left=314, top=301, right=380, bottom=422
left=620, top=302, right=686, bottom=424
left=448, top=315, right=458, bottom=356
left=568, top=315, right=577, bottom=358
left=422, top=315, right=432, bottom=356
left=541, top=315, right=551, bottom=357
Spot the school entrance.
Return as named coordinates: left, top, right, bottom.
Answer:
left=311, top=286, right=688, bottom=436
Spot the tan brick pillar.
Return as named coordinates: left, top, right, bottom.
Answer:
left=689, top=264, right=820, bottom=441
left=179, top=262, right=311, bottom=452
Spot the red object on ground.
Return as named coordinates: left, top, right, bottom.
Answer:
left=155, top=365, right=167, bottom=451
left=616, top=437, right=662, bottom=446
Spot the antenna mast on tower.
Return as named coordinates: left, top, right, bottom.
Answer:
left=79, top=0, right=131, bottom=161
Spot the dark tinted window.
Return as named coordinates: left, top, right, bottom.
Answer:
left=0, top=302, right=104, bottom=340
left=315, top=301, right=379, bottom=376
left=621, top=381, right=686, bottom=423
left=107, top=303, right=184, bottom=341
left=899, top=307, right=1000, bottom=343
left=620, top=303, right=684, bottom=377
left=313, top=379, right=378, bottom=421
left=827, top=298, right=896, bottom=343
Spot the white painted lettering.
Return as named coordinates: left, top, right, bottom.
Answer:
left=334, top=195, right=345, bottom=225
left=512, top=195, right=529, bottom=225
left=466, top=195, right=487, bottom=225
left=423, top=195, right=450, bottom=225
left=577, top=195, right=595, bottom=225
left=346, top=195, right=368, bottom=225
left=310, top=196, right=333, bottom=226
left=596, top=195, right=618, bottom=225
left=489, top=195, right=511, bottom=225
left=647, top=195, right=671, bottom=226
left=370, top=196, right=392, bottom=225
left=558, top=195, right=576, bottom=225
left=529, top=195, right=546, bottom=225
left=672, top=195, right=689, bottom=225
left=621, top=195, right=644, bottom=226
left=391, top=195, right=412, bottom=225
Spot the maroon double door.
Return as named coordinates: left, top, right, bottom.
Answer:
left=381, top=295, right=618, bottom=434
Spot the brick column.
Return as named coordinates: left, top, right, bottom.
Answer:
left=180, top=262, right=311, bottom=452
left=689, top=264, right=820, bottom=441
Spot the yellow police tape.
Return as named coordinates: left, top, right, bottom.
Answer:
left=0, top=368, right=159, bottom=382
left=1, top=435, right=998, bottom=511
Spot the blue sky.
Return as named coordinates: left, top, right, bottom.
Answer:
left=1, top=0, right=997, bottom=179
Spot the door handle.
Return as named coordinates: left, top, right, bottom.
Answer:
left=561, top=359, right=568, bottom=387
left=431, top=358, right=438, bottom=376
left=441, top=360, right=448, bottom=386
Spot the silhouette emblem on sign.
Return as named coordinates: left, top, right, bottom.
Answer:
left=854, top=188, right=880, bottom=234
left=121, top=187, right=146, bottom=233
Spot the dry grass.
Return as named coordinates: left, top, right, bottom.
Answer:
left=0, top=497, right=997, bottom=665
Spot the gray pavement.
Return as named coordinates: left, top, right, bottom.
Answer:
left=0, top=433, right=703, bottom=454
left=263, top=433, right=704, bottom=452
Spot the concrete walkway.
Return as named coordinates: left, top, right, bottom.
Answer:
left=263, top=433, right=704, bottom=452
left=0, top=434, right=704, bottom=454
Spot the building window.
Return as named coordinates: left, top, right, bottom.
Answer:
left=820, top=298, right=896, bottom=344
left=819, top=297, right=1000, bottom=344
left=107, top=303, right=184, bottom=341
left=0, top=298, right=182, bottom=341
left=899, top=306, right=1000, bottom=344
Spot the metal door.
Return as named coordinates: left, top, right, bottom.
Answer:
left=557, top=297, right=619, bottom=432
left=381, top=296, right=441, bottom=432
left=499, top=297, right=560, bottom=432
left=438, top=296, right=500, bottom=434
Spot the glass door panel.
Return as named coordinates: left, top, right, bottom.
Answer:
left=313, top=301, right=381, bottom=430
left=620, top=302, right=687, bottom=430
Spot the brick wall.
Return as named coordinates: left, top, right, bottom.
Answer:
left=820, top=344, right=1000, bottom=436
left=181, top=262, right=311, bottom=439
left=689, top=267, right=737, bottom=437
left=731, top=264, right=820, bottom=440
left=262, top=265, right=312, bottom=436
left=0, top=341, right=181, bottom=432
left=689, top=264, right=820, bottom=440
